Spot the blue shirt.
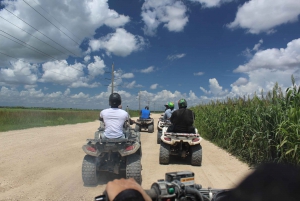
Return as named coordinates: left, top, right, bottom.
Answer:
left=140, top=109, right=150, bottom=119
left=164, top=108, right=176, bottom=120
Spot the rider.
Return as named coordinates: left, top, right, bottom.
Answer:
left=164, top=102, right=169, bottom=111
left=164, top=101, right=176, bottom=120
left=168, top=99, right=195, bottom=133
left=99, top=93, right=134, bottom=139
left=140, top=106, right=150, bottom=119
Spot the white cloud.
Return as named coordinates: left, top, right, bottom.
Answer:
left=122, top=73, right=134, bottom=79
left=167, top=53, right=186, bottom=61
left=124, top=81, right=136, bottom=89
left=71, top=92, right=89, bottom=99
left=235, top=38, right=300, bottom=73
left=141, top=0, right=188, bottom=36
left=0, top=60, right=38, bottom=86
left=189, top=0, right=233, bottom=8
left=231, top=77, right=248, bottom=87
left=200, top=78, right=229, bottom=96
left=89, top=28, right=146, bottom=57
left=0, top=0, right=130, bottom=66
left=141, top=66, right=155, bottom=73
left=253, top=39, right=263, bottom=51
left=87, top=56, right=106, bottom=77
left=150, top=83, right=158, bottom=89
left=84, top=56, right=91, bottom=62
left=227, top=0, right=300, bottom=34
left=194, top=72, right=204, bottom=76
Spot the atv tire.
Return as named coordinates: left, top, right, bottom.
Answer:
left=82, top=155, right=98, bottom=185
left=126, top=154, right=142, bottom=184
left=148, top=124, right=154, bottom=133
left=135, top=125, right=141, bottom=132
left=159, top=142, right=170, bottom=164
left=191, top=144, right=202, bottom=166
left=157, top=131, right=162, bottom=144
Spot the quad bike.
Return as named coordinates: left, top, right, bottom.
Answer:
left=95, top=171, right=228, bottom=201
left=157, top=118, right=172, bottom=144
left=159, top=127, right=202, bottom=166
left=82, top=121, right=142, bottom=185
left=135, top=117, right=154, bottom=133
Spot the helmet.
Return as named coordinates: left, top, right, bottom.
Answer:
left=178, top=99, right=187, bottom=108
left=145, top=106, right=149, bottom=110
left=164, top=102, right=169, bottom=107
left=109, top=93, right=121, bottom=107
left=168, top=102, right=174, bottom=108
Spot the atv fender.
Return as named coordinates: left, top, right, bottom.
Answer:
left=118, top=142, right=141, bottom=157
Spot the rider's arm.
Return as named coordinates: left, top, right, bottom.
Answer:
left=105, top=178, right=151, bottom=201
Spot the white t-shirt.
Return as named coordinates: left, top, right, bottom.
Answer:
left=100, top=108, right=129, bottom=138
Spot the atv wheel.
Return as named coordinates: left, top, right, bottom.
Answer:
left=82, top=155, right=98, bottom=185
left=159, top=142, right=170, bottom=164
left=157, top=131, right=162, bottom=144
left=148, top=124, right=154, bottom=133
left=191, top=144, right=202, bottom=166
left=126, top=154, right=142, bottom=184
left=135, top=125, right=141, bottom=132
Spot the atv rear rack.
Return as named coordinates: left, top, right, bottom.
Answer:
left=86, top=138, right=136, bottom=145
left=164, top=133, right=200, bottom=137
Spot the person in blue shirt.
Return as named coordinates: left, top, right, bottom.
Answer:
left=140, top=106, right=150, bottom=119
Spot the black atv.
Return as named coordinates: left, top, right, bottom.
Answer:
left=135, top=117, right=154, bottom=133
left=82, top=126, right=142, bottom=185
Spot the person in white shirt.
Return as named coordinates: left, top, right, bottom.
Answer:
left=99, top=93, right=134, bottom=139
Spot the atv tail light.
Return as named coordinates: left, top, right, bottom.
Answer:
left=87, top=146, right=96, bottom=152
left=125, top=145, right=134, bottom=151
left=164, top=137, right=171, bottom=141
left=192, top=138, right=199, bottom=142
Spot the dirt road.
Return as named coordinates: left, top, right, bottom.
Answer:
left=0, top=114, right=251, bottom=201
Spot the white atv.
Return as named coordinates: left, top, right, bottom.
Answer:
left=156, top=118, right=172, bottom=144
left=159, top=127, right=202, bottom=166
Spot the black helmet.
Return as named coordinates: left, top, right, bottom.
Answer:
left=145, top=106, right=149, bottom=110
left=178, top=98, right=187, bottom=108
left=109, top=93, right=121, bottom=108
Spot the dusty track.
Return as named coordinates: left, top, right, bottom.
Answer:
left=0, top=114, right=251, bottom=200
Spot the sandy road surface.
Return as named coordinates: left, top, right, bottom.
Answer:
left=0, top=114, right=251, bottom=201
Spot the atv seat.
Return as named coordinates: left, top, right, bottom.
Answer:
left=100, top=138, right=129, bottom=143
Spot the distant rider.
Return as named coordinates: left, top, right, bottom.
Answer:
left=99, top=93, right=134, bottom=139
left=164, top=102, right=176, bottom=120
left=140, top=106, right=150, bottom=119
left=168, top=99, right=195, bottom=133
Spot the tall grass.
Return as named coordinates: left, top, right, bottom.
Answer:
left=192, top=78, right=300, bottom=165
left=0, top=108, right=100, bottom=132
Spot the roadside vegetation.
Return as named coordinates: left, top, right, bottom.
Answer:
left=192, top=77, right=300, bottom=165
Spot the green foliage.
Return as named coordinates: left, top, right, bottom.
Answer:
left=0, top=108, right=100, bottom=132
left=192, top=77, right=300, bottom=165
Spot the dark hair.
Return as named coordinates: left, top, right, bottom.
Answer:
left=145, top=106, right=149, bottom=110
left=109, top=93, right=121, bottom=108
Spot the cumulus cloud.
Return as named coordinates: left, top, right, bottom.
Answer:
left=87, top=56, right=106, bottom=77
left=227, top=0, right=300, bottom=34
left=167, top=53, right=186, bottom=61
left=150, top=83, right=158, bottom=89
left=0, top=0, right=130, bottom=66
left=89, top=28, right=146, bottom=57
left=140, top=66, right=155, bottom=73
left=141, top=0, right=188, bottom=36
left=231, top=77, right=248, bottom=87
left=194, top=72, right=204, bottom=76
left=84, top=56, right=91, bottom=62
left=189, top=0, right=233, bottom=8
left=235, top=38, right=300, bottom=73
left=200, top=78, right=229, bottom=96
left=0, top=60, right=38, bottom=86
left=122, top=73, right=134, bottom=79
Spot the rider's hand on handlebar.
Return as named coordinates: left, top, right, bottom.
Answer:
left=105, top=178, right=151, bottom=201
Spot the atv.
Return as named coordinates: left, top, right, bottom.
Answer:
left=159, top=127, right=202, bottom=166
left=157, top=119, right=172, bottom=144
left=82, top=123, right=142, bottom=186
left=135, top=117, right=154, bottom=133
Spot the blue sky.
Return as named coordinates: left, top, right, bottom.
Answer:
left=0, top=0, right=300, bottom=110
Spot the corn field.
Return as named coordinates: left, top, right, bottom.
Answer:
left=192, top=78, right=300, bottom=165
